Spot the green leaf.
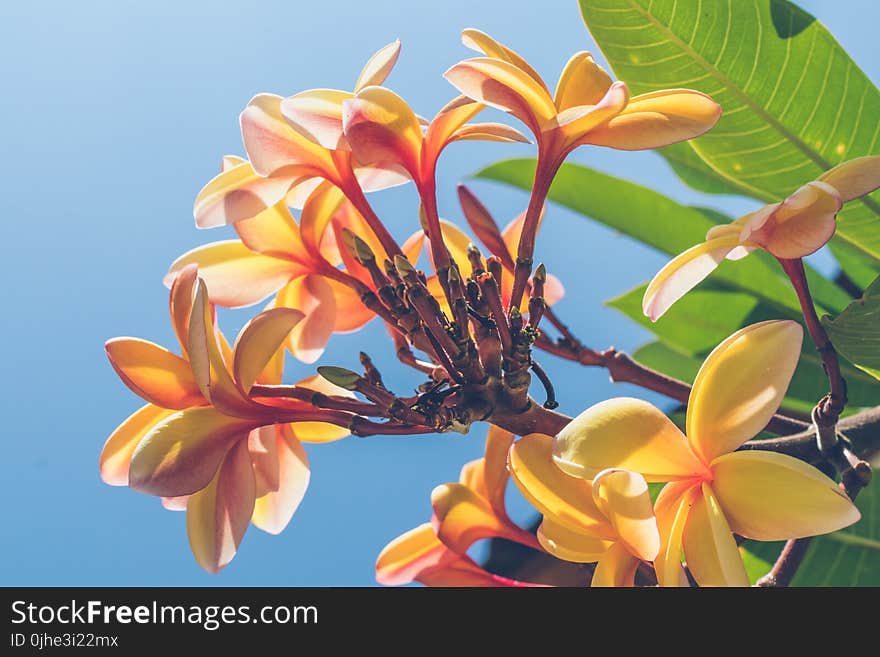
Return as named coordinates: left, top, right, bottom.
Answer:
left=578, top=0, right=880, bottom=265
left=608, top=286, right=761, bottom=356
left=743, top=479, right=880, bottom=585
left=822, top=275, right=880, bottom=381
left=660, top=142, right=754, bottom=197
left=475, top=158, right=850, bottom=313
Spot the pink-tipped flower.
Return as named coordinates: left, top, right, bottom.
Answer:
left=643, top=155, right=880, bottom=321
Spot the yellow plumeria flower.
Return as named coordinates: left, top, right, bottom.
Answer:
left=445, top=29, right=721, bottom=168
left=508, top=434, right=660, bottom=587
left=552, top=320, right=861, bottom=587
left=102, top=265, right=354, bottom=572
left=643, top=155, right=880, bottom=321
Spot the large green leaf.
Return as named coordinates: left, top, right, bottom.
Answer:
left=744, top=480, right=880, bottom=586
left=822, top=274, right=880, bottom=381
left=475, top=158, right=851, bottom=312
left=578, top=0, right=880, bottom=265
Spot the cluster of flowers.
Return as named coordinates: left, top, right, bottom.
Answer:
left=378, top=320, right=860, bottom=587
left=103, top=29, right=878, bottom=583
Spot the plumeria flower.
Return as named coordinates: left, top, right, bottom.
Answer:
left=443, top=29, right=721, bottom=307
left=643, top=155, right=880, bottom=320
left=193, top=41, right=409, bottom=234
left=508, top=434, right=660, bottom=587
left=444, top=29, right=721, bottom=183
left=551, top=321, right=861, bottom=587
left=376, top=427, right=545, bottom=587
left=423, top=184, right=564, bottom=311
left=170, top=164, right=423, bottom=363
left=341, top=85, right=527, bottom=274
left=102, top=265, right=353, bottom=572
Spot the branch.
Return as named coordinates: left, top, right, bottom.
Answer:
left=755, top=537, right=813, bottom=588
left=780, top=258, right=848, bottom=441
left=740, top=405, right=880, bottom=463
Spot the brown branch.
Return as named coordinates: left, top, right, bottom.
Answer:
left=755, top=537, right=813, bottom=588
left=780, top=258, right=848, bottom=440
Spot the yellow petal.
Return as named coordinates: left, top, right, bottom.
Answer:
left=352, top=162, right=412, bottom=192
left=817, top=154, right=880, bottom=202
left=251, top=425, right=310, bottom=535
left=482, top=426, right=516, bottom=519
left=276, top=274, right=338, bottom=364
left=232, top=307, right=304, bottom=394
left=193, top=159, right=301, bottom=228
left=554, top=51, right=612, bottom=111
left=376, top=524, right=452, bottom=586
left=444, top=57, right=556, bottom=134
left=431, top=482, right=528, bottom=554
left=460, top=29, right=548, bottom=92
left=287, top=374, right=354, bottom=443
left=321, top=279, right=374, bottom=333
left=222, top=155, right=246, bottom=171
left=682, top=483, right=749, bottom=587
left=584, top=89, right=721, bottom=150
left=105, top=338, right=205, bottom=410
left=355, top=39, right=402, bottom=92
left=129, top=406, right=259, bottom=497
left=553, top=398, right=708, bottom=482
left=438, top=219, right=475, bottom=273
left=591, top=542, right=640, bottom=587
left=642, top=235, right=743, bottom=321
left=556, top=81, right=628, bottom=147
left=424, top=96, right=485, bottom=162
left=232, top=203, right=308, bottom=261
left=711, top=451, right=860, bottom=540
left=592, top=469, right=660, bottom=561
left=342, top=86, right=424, bottom=176
left=752, top=181, right=841, bottom=259
left=186, top=278, right=251, bottom=413
left=168, top=263, right=198, bottom=356
left=100, top=404, right=176, bottom=486
left=165, top=240, right=304, bottom=308
left=653, top=481, right=699, bottom=587
left=248, top=425, right=280, bottom=496
left=299, top=180, right=346, bottom=258
left=280, top=88, right=354, bottom=151
left=536, top=518, right=611, bottom=563
left=449, top=121, right=530, bottom=144
left=240, top=93, right=335, bottom=177
left=253, top=299, right=286, bottom=386
left=186, top=440, right=255, bottom=573
left=687, top=320, right=803, bottom=462
left=508, top=434, right=611, bottom=536
left=375, top=523, right=506, bottom=587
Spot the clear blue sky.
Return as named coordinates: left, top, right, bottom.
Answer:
left=1, top=0, right=875, bottom=585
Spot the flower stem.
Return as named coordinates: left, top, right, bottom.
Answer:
left=779, top=258, right=848, bottom=432
left=509, top=157, right=558, bottom=311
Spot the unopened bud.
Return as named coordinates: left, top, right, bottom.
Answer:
left=340, top=228, right=375, bottom=265
left=317, top=366, right=361, bottom=390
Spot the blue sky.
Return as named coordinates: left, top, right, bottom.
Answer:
left=1, top=0, right=875, bottom=585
